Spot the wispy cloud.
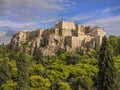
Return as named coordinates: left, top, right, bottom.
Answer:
left=101, top=6, right=120, bottom=15
left=85, top=15, right=120, bottom=35
left=0, top=0, right=70, bottom=21
left=70, top=15, right=90, bottom=21
left=101, top=8, right=111, bottom=14
left=0, top=20, right=38, bottom=29
left=0, top=0, right=72, bottom=29
left=42, top=17, right=57, bottom=23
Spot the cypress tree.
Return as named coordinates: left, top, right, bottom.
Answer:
left=33, top=44, right=42, bottom=63
left=97, top=36, right=117, bottom=90
left=2, top=43, right=6, bottom=57
left=16, top=52, right=29, bottom=90
left=118, top=37, right=120, bottom=55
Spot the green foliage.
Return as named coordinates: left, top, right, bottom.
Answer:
left=70, top=76, right=93, bottom=90
left=118, top=37, right=120, bottom=55
left=97, top=36, right=117, bottom=90
left=0, top=36, right=120, bottom=90
left=33, top=44, right=43, bottom=64
left=8, top=60, right=17, bottom=80
left=108, top=35, right=120, bottom=56
left=115, top=55, right=120, bottom=73
left=58, top=82, right=71, bottom=90
left=51, top=81, right=71, bottom=90
left=1, top=80, right=17, bottom=90
left=56, top=48, right=67, bottom=55
left=66, top=53, right=81, bottom=65
left=0, top=46, right=99, bottom=90
left=109, top=35, right=119, bottom=56
left=29, top=63, right=45, bottom=76
left=29, top=75, right=51, bottom=90
left=16, top=52, right=30, bottom=90
left=45, top=64, right=70, bottom=81
left=0, top=57, right=12, bottom=86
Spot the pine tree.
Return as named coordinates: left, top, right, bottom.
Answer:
left=97, top=36, right=117, bottom=90
left=16, top=52, right=29, bottom=90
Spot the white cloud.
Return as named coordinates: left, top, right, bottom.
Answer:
left=101, top=6, right=120, bottom=15
left=70, top=15, right=90, bottom=21
left=42, top=17, right=57, bottom=23
left=101, top=8, right=111, bottom=14
left=63, top=12, right=93, bottom=22
left=0, top=0, right=63, bottom=11
left=85, top=15, right=120, bottom=26
left=0, top=0, right=70, bottom=20
left=0, top=20, right=38, bottom=29
left=85, top=15, right=120, bottom=35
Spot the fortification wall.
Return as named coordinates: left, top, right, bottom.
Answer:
left=10, top=21, right=106, bottom=56
left=56, top=21, right=75, bottom=30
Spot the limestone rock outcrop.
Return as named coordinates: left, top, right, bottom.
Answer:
left=10, top=21, right=106, bottom=56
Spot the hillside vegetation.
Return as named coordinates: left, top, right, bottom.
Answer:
left=0, top=35, right=120, bottom=90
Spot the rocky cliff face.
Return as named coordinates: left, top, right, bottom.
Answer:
left=10, top=21, right=106, bottom=56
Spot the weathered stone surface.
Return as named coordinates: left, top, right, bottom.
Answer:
left=10, top=21, right=106, bottom=55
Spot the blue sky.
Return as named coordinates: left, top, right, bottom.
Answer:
left=0, top=0, right=120, bottom=35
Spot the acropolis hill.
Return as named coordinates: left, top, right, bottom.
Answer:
left=10, top=21, right=106, bottom=56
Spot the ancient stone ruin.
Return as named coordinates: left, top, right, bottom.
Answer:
left=10, top=21, right=106, bottom=55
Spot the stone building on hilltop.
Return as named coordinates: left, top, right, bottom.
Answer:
left=10, top=21, right=106, bottom=56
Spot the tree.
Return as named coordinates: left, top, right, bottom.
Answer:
left=117, top=37, right=120, bottom=55
left=108, top=35, right=118, bottom=56
left=0, top=57, right=11, bottom=86
left=29, top=75, right=51, bottom=90
left=33, top=44, right=42, bottom=64
left=66, top=53, right=81, bottom=65
left=16, top=52, right=30, bottom=90
left=97, top=36, right=117, bottom=90
left=1, top=80, right=17, bottom=90
left=70, top=76, right=92, bottom=90
left=50, top=81, right=71, bottom=90
left=56, top=48, right=66, bottom=56
left=2, top=43, right=6, bottom=57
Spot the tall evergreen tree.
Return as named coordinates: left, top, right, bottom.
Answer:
left=97, top=36, right=117, bottom=90
left=117, top=37, right=120, bottom=55
left=2, top=43, right=6, bottom=57
left=16, top=52, right=30, bottom=90
left=0, top=57, right=11, bottom=86
left=33, top=43, right=42, bottom=63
